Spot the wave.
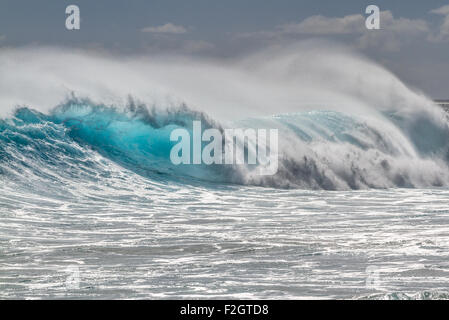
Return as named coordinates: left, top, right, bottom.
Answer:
left=1, top=96, right=449, bottom=190
left=2, top=44, right=449, bottom=190
left=0, top=99, right=228, bottom=188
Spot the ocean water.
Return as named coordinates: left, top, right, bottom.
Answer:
left=2, top=46, right=449, bottom=300
left=1, top=102, right=449, bottom=300
left=2, top=176, right=449, bottom=299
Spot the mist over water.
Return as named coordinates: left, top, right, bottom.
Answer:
left=0, top=41, right=442, bottom=119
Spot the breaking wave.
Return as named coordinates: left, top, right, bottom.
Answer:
left=1, top=43, right=449, bottom=190
left=1, top=96, right=449, bottom=190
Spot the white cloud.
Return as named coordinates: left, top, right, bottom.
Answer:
left=279, top=11, right=428, bottom=37
left=429, top=5, right=449, bottom=42
left=357, top=11, right=429, bottom=52
left=238, top=11, right=429, bottom=52
left=141, top=23, right=188, bottom=34
left=430, top=4, right=449, bottom=15
left=279, top=14, right=365, bottom=35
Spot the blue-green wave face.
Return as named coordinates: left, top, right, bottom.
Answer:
left=0, top=100, right=230, bottom=186
left=52, top=102, right=184, bottom=177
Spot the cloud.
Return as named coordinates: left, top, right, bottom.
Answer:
left=357, top=11, right=429, bottom=52
left=141, top=23, right=188, bottom=34
left=429, top=5, right=449, bottom=42
left=430, top=4, right=449, bottom=15
left=279, top=14, right=365, bottom=35
left=0, top=34, right=5, bottom=42
left=237, top=11, right=429, bottom=52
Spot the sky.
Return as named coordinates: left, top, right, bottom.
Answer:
left=0, top=0, right=448, bottom=98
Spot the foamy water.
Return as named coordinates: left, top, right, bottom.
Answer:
left=2, top=176, right=449, bottom=299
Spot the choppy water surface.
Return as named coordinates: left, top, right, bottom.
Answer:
left=2, top=175, right=449, bottom=299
